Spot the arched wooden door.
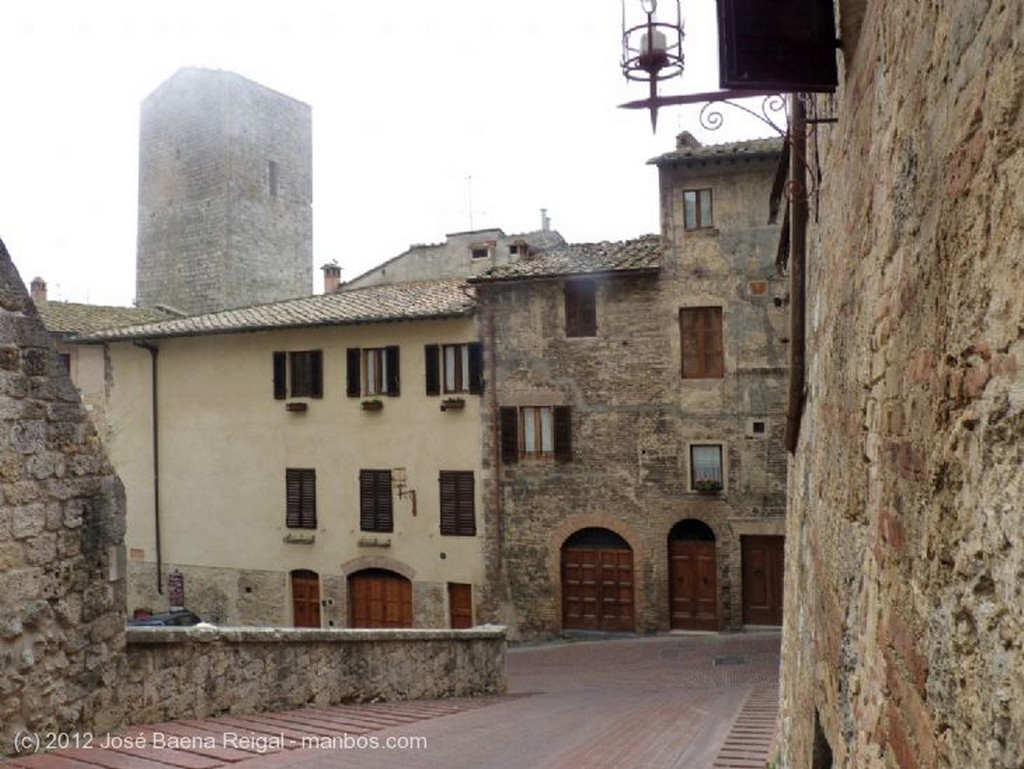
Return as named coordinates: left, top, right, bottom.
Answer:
left=348, top=569, right=413, bottom=628
left=561, top=528, right=635, bottom=632
left=290, top=569, right=321, bottom=628
left=669, top=520, right=718, bottom=631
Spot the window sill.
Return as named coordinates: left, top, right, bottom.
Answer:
left=358, top=536, right=391, bottom=548
left=285, top=401, right=308, bottom=413
left=683, top=227, right=719, bottom=237
left=441, top=397, right=466, bottom=411
left=361, top=400, right=384, bottom=411
left=283, top=532, right=316, bottom=544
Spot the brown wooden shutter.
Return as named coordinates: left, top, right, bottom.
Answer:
left=467, top=342, right=484, bottom=394
left=346, top=348, right=361, bottom=397
left=310, top=350, right=323, bottom=398
left=360, top=470, right=393, bottom=532
left=273, top=352, right=287, bottom=399
left=704, top=308, right=724, bottom=377
left=439, top=471, right=476, bottom=536
left=439, top=472, right=457, bottom=535
left=300, top=469, right=316, bottom=527
left=553, top=406, right=572, bottom=462
left=286, top=468, right=316, bottom=528
left=500, top=407, right=519, bottom=464
left=385, top=346, right=400, bottom=396
left=424, top=344, right=440, bottom=396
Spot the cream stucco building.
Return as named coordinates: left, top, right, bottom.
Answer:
left=79, top=279, right=488, bottom=629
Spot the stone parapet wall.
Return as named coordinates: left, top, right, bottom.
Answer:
left=122, top=626, right=506, bottom=726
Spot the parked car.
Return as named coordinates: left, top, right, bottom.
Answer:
left=128, top=609, right=203, bottom=627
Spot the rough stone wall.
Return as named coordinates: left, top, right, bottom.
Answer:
left=120, top=627, right=506, bottom=728
left=476, top=154, right=788, bottom=639
left=778, top=2, right=1024, bottom=767
left=0, top=240, right=128, bottom=754
left=136, top=68, right=312, bottom=314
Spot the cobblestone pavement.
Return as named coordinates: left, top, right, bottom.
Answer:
left=8, top=631, right=780, bottom=769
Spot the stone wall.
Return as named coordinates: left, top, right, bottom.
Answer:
left=136, top=68, right=312, bottom=314
left=122, top=626, right=506, bottom=726
left=0, top=239, right=129, bottom=755
left=778, top=2, right=1024, bottom=768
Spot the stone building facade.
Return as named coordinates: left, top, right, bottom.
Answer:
left=0, top=240, right=128, bottom=753
left=136, top=68, right=312, bottom=314
left=777, top=2, right=1024, bottom=768
left=471, top=136, right=788, bottom=639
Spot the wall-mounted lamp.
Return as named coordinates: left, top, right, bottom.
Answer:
left=621, top=0, right=684, bottom=131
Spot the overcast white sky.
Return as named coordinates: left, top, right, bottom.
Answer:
left=0, top=1, right=771, bottom=307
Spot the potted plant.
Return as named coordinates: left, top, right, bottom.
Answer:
left=361, top=398, right=383, bottom=411
left=440, top=397, right=466, bottom=411
left=694, top=478, right=723, bottom=494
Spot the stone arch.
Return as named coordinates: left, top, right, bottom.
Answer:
left=668, top=517, right=719, bottom=630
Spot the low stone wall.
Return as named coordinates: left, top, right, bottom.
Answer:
left=122, top=626, right=507, bottom=726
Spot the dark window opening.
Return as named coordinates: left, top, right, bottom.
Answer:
left=683, top=188, right=713, bottom=230
left=439, top=471, right=475, bottom=536
left=285, top=468, right=316, bottom=529
left=360, top=469, right=393, bottom=532
left=565, top=280, right=597, bottom=337
left=273, top=350, right=323, bottom=399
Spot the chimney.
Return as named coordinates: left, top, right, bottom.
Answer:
left=676, top=131, right=701, bottom=150
left=540, top=208, right=551, bottom=233
left=321, top=261, right=342, bottom=294
left=30, top=277, right=47, bottom=303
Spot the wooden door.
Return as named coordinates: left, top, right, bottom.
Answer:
left=291, top=570, right=321, bottom=628
left=562, top=548, right=635, bottom=632
left=742, top=536, right=785, bottom=625
left=669, top=540, right=718, bottom=630
left=448, top=583, right=473, bottom=629
left=349, top=570, right=413, bottom=628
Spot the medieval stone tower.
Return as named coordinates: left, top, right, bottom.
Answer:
left=136, top=68, right=312, bottom=314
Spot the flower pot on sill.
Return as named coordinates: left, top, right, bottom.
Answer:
left=441, top=398, right=466, bottom=412
left=694, top=482, right=723, bottom=495
left=361, top=400, right=383, bottom=411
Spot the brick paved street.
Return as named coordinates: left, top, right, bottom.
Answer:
left=8, top=632, right=780, bottom=769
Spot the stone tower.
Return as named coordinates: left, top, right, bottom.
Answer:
left=136, top=68, right=312, bottom=314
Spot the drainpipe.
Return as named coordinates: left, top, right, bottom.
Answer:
left=136, top=342, right=162, bottom=594
left=784, top=96, right=808, bottom=453
left=485, top=302, right=504, bottom=576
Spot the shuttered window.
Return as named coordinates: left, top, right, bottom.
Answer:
left=439, top=471, right=475, bottom=536
left=285, top=468, right=316, bottom=529
left=273, top=350, right=323, bottom=399
left=565, top=280, right=597, bottom=337
left=425, top=342, right=483, bottom=395
left=347, top=347, right=400, bottom=397
left=499, top=406, right=572, bottom=462
left=680, top=307, right=724, bottom=379
left=359, top=469, right=393, bottom=532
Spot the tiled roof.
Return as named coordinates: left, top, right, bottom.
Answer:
left=36, top=302, right=177, bottom=336
left=468, top=234, right=663, bottom=282
left=649, top=137, right=784, bottom=167
left=74, top=279, right=475, bottom=342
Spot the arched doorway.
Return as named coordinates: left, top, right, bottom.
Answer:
left=348, top=569, right=413, bottom=628
left=290, top=569, right=321, bottom=628
left=561, top=528, right=635, bottom=632
left=668, top=519, right=718, bottom=630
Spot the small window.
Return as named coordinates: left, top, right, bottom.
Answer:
left=347, top=347, right=400, bottom=397
left=286, top=468, right=316, bottom=529
left=58, top=353, right=72, bottom=373
left=273, top=350, right=323, bottom=399
left=471, top=247, right=490, bottom=259
left=690, top=444, right=724, bottom=492
left=680, top=307, right=724, bottom=379
left=683, top=188, right=713, bottom=230
left=359, top=469, right=393, bottom=532
left=499, top=406, right=572, bottom=463
left=269, top=160, right=279, bottom=197
left=425, top=343, right=483, bottom=396
left=439, top=471, right=475, bottom=536
left=565, top=281, right=597, bottom=337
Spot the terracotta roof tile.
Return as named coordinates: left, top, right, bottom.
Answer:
left=74, top=279, right=475, bottom=341
left=649, top=137, right=784, bottom=167
left=469, top=234, right=663, bottom=282
left=36, top=302, right=177, bottom=336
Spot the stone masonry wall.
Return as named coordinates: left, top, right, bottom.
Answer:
left=0, top=239, right=129, bottom=755
left=778, top=2, right=1024, bottom=768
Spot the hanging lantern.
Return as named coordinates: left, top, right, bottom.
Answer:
left=621, top=0, right=684, bottom=130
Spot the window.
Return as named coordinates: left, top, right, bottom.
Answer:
left=359, top=469, right=393, bottom=532
left=683, top=188, right=713, bottom=230
left=285, top=468, right=316, bottom=529
left=425, top=342, right=484, bottom=395
left=273, top=350, right=323, bottom=399
left=499, top=406, right=572, bottom=463
left=439, top=471, right=475, bottom=536
left=347, top=347, right=400, bottom=397
left=680, top=307, right=724, bottom=378
left=564, top=281, right=597, bottom=337
left=690, top=444, right=723, bottom=491
left=268, top=160, right=279, bottom=197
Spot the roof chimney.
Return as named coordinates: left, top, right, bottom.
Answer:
left=321, top=261, right=343, bottom=294
left=676, top=131, right=702, bottom=150
left=540, top=208, right=551, bottom=232
left=30, top=277, right=47, bottom=303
